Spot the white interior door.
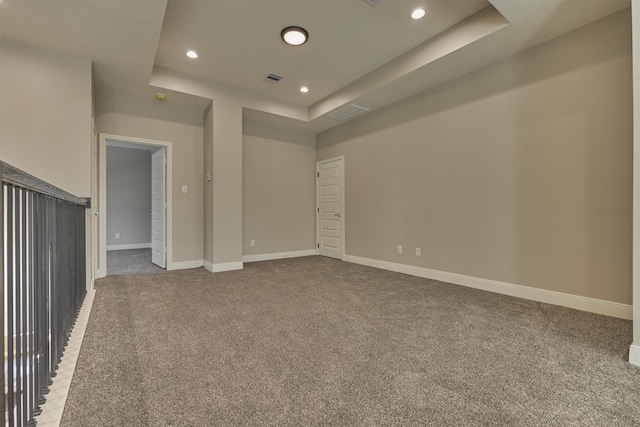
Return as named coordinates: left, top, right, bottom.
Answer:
left=317, top=157, right=344, bottom=259
left=151, top=149, right=166, bottom=268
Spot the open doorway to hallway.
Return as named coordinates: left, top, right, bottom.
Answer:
left=98, top=134, right=173, bottom=278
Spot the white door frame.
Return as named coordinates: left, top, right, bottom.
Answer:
left=90, top=118, right=98, bottom=288
left=151, top=149, right=167, bottom=268
left=97, top=134, right=173, bottom=278
left=316, top=155, right=345, bottom=260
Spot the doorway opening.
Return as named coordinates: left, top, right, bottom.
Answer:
left=97, top=134, right=173, bottom=278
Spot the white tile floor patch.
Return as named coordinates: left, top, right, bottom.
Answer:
left=35, top=290, right=95, bottom=427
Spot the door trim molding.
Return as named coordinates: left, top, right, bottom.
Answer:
left=97, top=134, right=173, bottom=278
left=316, top=155, right=345, bottom=260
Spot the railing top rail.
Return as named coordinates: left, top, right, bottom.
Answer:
left=0, top=161, right=89, bottom=207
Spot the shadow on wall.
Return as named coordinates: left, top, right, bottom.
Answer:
left=315, top=9, right=632, bottom=304
left=318, top=9, right=632, bottom=146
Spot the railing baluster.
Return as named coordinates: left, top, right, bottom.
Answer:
left=27, top=190, right=35, bottom=427
left=2, top=161, right=89, bottom=426
left=15, top=188, right=27, bottom=427
left=20, top=188, right=30, bottom=427
left=0, top=162, right=5, bottom=426
left=7, top=185, right=15, bottom=427
left=15, top=187, right=21, bottom=427
left=34, top=193, right=46, bottom=412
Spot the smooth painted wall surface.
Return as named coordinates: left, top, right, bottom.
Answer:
left=243, top=122, right=316, bottom=256
left=317, top=10, right=633, bottom=304
left=96, top=93, right=204, bottom=264
left=203, top=103, right=214, bottom=264
left=106, top=146, right=152, bottom=247
left=0, top=40, right=92, bottom=196
left=211, top=95, right=243, bottom=266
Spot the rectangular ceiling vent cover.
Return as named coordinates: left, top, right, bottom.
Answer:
left=264, top=73, right=283, bottom=84
left=361, top=0, right=382, bottom=6
left=324, top=104, right=371, bottom=121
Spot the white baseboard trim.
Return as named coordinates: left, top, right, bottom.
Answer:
left=35, top=290, right=95, bottom=426
left=106, top=243, right=151, bottom=251
left=630, top=344, right=640, bottom=367
left=243, top=249, right=317, bottom=263
left=344, top=255, right=633, bottom=320
left=204, top=261, right=244, bottom=273
left=168, top=260, right=204, bottom=271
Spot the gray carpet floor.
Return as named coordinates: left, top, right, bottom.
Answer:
left=61, top=256, right=640, bottom=426
left=107, top=248, right=166, bottom=276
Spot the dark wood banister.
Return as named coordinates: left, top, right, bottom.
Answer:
left=0, top=161, right=89, bottom=208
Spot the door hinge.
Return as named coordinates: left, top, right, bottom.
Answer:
left=317, top=207, right=319, bottom=213
left=317, top=243, right=320, bottom=249
left=317, top=172, right=319, bottom=178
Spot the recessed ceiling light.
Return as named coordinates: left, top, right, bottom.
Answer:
left=411, top=8, right=426, bottom=20
left=300, top=87, right=309, bottom=93
left=186, top=50, right=198, bottom=59
left=281, top=26, right=309, bottom=46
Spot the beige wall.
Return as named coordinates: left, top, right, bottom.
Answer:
left=203, top=103, right=214, bottom=264
left=0, top=40, right=92, bottom=196
left=243, top=122, right=316, bottom=256
left=317, top=10, right=633, bottom=304
left=96, top=92, right=204, bottom=264
left=210, top=96, right=243, bottom=266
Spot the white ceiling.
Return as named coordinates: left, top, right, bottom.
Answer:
left=0, top=0, right=632, bottom=133
left=156, top=0, right=489, bottom=106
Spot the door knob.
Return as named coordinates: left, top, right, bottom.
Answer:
left=334, top=212, right=342, bottom=218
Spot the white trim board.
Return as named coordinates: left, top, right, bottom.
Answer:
left=106, top=243, right=151, bottom=251
left=35, top=290, right=95, bottom=426
left=243, top=249, right=317, bottom=263
left=630, top=344, right=640, bottom=366
left=169, top=260, right=204, bottom=271
left=344, top=255, right=633, bottom=320
left=204, top=261, right=244, bottom=273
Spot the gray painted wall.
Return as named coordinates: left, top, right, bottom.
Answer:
left=243, top=122, right=316, bottom=256
left=97, top=92, right=204, bottom=263
left=106, top=146, right=152, bottom=247
left=0, top=40, right=92, bottom=196
left=317, top=9, right=632, bottom=305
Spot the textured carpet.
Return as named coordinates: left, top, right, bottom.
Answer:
left=61, top=256, right=640, bottom=426
left=107, top=249, right=166, bottom=276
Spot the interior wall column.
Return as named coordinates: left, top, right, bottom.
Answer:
left=631, top=0, right=640, bottom=367
left=203, top=95, right=243, bottom=272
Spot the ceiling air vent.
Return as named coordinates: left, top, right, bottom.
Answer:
left=264, top=73, right=283, bottom=84
left=361, top=0, right=382, bottom=6
left=324, top=104, right=370, bottom=121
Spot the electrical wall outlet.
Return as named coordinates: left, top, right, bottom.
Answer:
left=416, top=247, right=421, bottom=256
left=397, top=245, right=403, bottom=254
left=250, top=239, right=255, bottom=247
left=115, top=233, right=120, bottom=239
